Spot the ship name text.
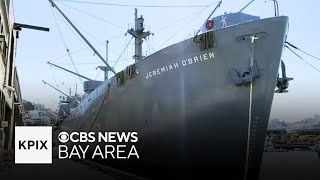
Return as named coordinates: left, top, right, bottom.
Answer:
left=145, top=51, right=215, bottom=79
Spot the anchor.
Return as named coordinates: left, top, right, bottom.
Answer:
left=230, top=60, right=261, bottom=86
left=275, top=60, right=293, bottom=93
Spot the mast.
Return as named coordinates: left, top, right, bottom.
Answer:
left=49, top=0, right=116, bottom=75
left=105, top=40, right=109, bottom=80
left=47, top=61, right=93, bottom=81
left=127, top=8, right=152, bottom=62
left=97, top=40, right=109, bottom=80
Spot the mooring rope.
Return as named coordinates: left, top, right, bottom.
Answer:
left=89, top=84, right=111, bottom=131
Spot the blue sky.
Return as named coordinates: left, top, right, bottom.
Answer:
left=12, top=0, right=320, bottom=122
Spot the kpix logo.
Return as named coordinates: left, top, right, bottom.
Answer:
left=15, top=126, right=52, bottom=164
left=19, top=140, right=48, bottom=150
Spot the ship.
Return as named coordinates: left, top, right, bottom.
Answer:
left=48, top=0, right=290, bottom=179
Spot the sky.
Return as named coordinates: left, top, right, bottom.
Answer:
left=11, top=0, right=320, bottom=122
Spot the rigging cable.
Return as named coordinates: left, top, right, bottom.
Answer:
left=50, top=5, right=84, bottom=83
left=51, top=33, right=124, bottom=62
left=113, top=37, right=133, bottom=68
left=67, top=48, right=83, bottom=83
left=286, top=41, right=320, bottom=61
left=57, top=62, right=101, bottom=66
left=54, top=8, right=122, bottom=57
left=51, top=1, right=217, bottom=63
left=146, top=39, right=155, bottom=53
left=89, top=84, right=111, bottom=131
left=61, top=82, right=70, bottom=93
left=156, top=4, right=214, bottom=51
left=49, top=65, right=60, bottom=87
left=285, top=45, right=320, bottom=73
left=145, top=41, right=151, bottom=56
left=50, top=5, right=68, bottom=48
left=53, top=6, right=96, bottom=54
left=94, top=68, right=102, bottom=80
left=154, top=2, right=220, bottom=34
left=51, top=47, right=90, bottom=62
left=58, top=11, right=103, bottom=48
left=55, top=0, right=211, bottom=8
left=56, top=1, right=126, bottom=30
left=124, top=37, right=129, bottom=67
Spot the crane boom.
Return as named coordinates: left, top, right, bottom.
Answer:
left=47, top=61, right=93, bottom=81
left=42, top=80, right=80, bottom=105
left=195, top=1, right=222, bottom=35
left=49, top=0, right=116, bottom=75
left=239, top=0, right=255, bottom=13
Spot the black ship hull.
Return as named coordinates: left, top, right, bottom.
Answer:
left=57, top=16, right=289, bottom=180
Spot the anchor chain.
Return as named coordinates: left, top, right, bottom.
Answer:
left=244, top=36, right=259, bottom=180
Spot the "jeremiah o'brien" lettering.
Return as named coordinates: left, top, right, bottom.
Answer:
left=145, top=51, right=215, bottom=79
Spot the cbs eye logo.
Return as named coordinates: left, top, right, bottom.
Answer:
left=58, top=132, right=69, bottom=143
left=58, top=132, right=96, bottom=143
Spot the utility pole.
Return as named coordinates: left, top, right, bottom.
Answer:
left=127, top=8, right=152, bottom=62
